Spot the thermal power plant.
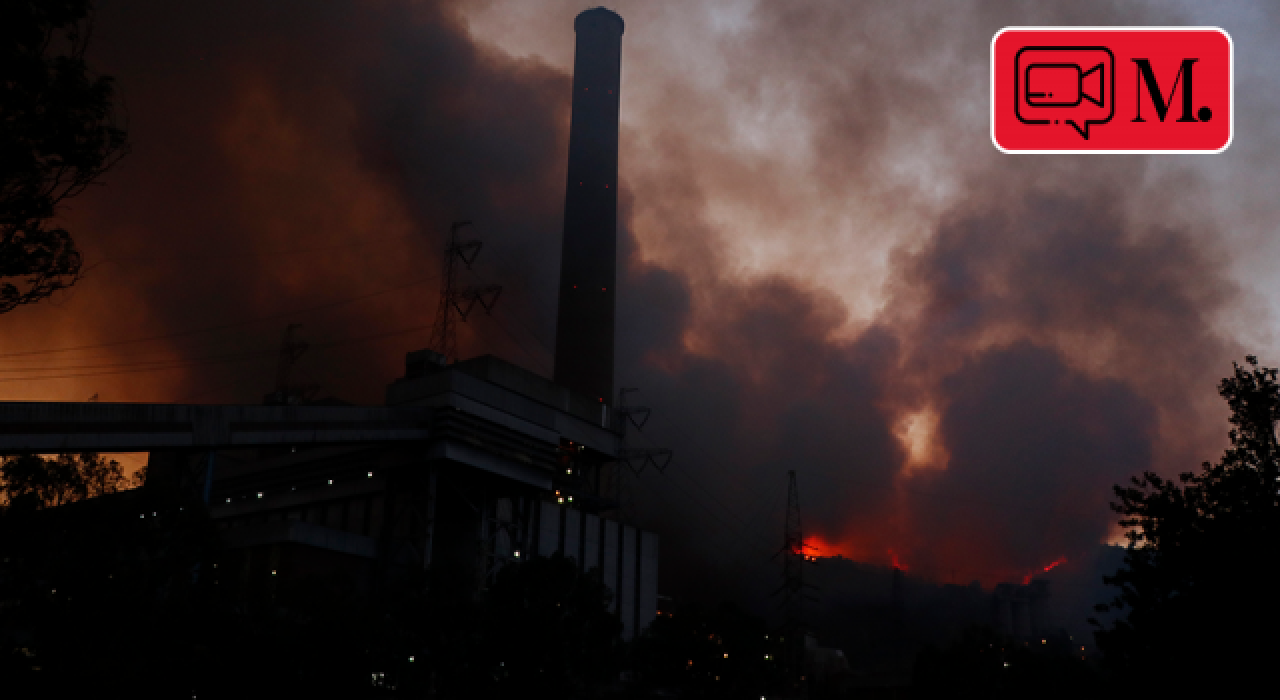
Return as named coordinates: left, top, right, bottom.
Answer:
left=0, top=8, right=659, bottom=639
left=554, top=7, right=624, bottom=406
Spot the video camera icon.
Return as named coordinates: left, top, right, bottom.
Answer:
left=1015, top=47, right=1115, bottom=139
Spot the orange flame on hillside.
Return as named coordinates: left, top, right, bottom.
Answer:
left=1022, top=556, right=1067, bottom=584
left=889, top=549, right=908, bottom=572
left=803, top=533, right=855, bottom=560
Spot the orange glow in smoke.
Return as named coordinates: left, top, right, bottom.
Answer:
left=895, top=405, right=949, bottom=476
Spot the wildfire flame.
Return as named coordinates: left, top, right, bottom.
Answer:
left=1022, top=556, right=1067, bottom=584
left=802, top=533, right=856, bottom=560
left=889, top=549, right=908, bottom=572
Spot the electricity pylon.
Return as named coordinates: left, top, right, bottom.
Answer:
left=428, top=220, right=502, bottom=363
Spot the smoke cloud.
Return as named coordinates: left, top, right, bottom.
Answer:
left=2, top=0, right=1273, bottom=629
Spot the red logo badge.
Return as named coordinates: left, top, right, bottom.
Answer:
left=992, top=28, right=1233, bottom=153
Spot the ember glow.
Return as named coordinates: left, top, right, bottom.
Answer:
left=1022, top=557, right=1067, bottom=585
left=803, top=534, right=854, bottom=560
left=889, top=549, right=908, bottom=573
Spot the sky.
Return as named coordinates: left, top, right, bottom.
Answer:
left=4, top=0, right=1280, bottom=610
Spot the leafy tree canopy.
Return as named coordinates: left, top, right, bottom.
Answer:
left=1, top=0, right=128, bottom=313
left=0, top=451, right=141, bottom=511
left=1093, top=355, right=1280, bottom=694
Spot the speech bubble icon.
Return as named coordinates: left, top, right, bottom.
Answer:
left=1015, top=47, right=1114, bottom=139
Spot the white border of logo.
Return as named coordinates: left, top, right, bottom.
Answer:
left=990, top=27, right=1234, bottom=154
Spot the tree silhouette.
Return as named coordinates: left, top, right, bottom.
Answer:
left=1093, top=355, right=1280, bottom=694
left=0, top=452, right=141, bottom=510
left=1, top=0, right=128, bottom=314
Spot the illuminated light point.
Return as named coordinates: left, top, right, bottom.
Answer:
left=409, top=656, right=415, bottom=662
left=257, top=493, right=262, bottom=499
left=328, top=479, right=333, bottom=485
left=271, top=570, right=276, bottom=575
left=226, top=498, right=231, bottom=502
left=513, top=550, right=521, bottom=558
left=367, top=471, right=373, bottom=478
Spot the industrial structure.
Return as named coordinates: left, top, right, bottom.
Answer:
left=992, top=580, right=1052, bottom=641
left=554, top=7, right=624, bottom=405
left=0, top=7, right=660, bottom=639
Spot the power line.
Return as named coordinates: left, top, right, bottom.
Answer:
left=0, top=271, right=444, bottom=361
left=93, top=231, right=424, bottom=264
left=0, top=321, right=436, bottom=384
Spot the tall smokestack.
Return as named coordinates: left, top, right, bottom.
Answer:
left=554, top=7, right=624, bottom=405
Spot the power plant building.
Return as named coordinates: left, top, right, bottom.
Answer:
left=0, top=7, right=657, bottom=638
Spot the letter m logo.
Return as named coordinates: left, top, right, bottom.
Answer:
left=1132, top=58, right=1199, bottom=122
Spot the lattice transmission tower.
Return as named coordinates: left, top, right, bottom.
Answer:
left=429, top=221, right=502, bottom=362
left=773, top=469, right=819, bottom=697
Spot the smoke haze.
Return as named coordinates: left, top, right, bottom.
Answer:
left=4, top=0, right=1277, bottom=628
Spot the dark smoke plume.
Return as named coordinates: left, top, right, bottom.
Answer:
left=0, top=2, right=1258, bottom=634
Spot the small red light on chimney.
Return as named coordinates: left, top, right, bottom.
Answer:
left=602, top=287, right=606, bottom=291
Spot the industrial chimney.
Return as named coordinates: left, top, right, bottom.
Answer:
left=553, top=7, right=624, bottom=405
